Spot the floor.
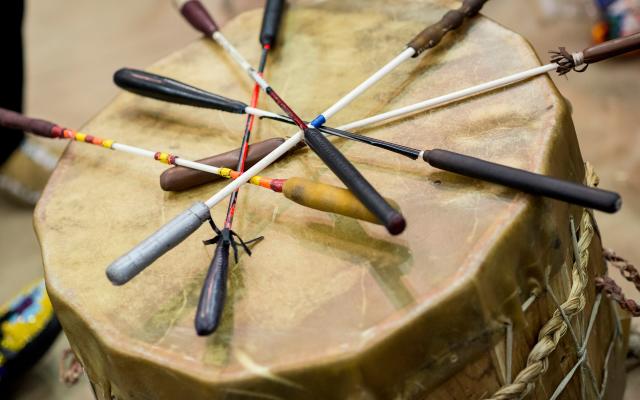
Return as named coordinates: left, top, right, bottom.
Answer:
left=1, top=0, right=638, bottom=398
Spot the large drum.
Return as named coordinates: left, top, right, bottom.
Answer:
left=35, top=0, right=629, bottom=398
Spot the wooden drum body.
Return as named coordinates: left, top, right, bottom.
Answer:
left=35, top=1, right=628, bottom=398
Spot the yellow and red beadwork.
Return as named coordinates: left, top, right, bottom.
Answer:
left=49, top=125, right=286, bottom=192
left=52, top=126, right=114, bottom=149
left=154, top=152, right=178, bottom=165
left=218, top=168, right=283, bottom=191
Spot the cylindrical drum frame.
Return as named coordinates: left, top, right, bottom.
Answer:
left=35, top=1, right=628, bottom=399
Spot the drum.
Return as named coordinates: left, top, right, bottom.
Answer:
left=35, top=0, right=629, bottom=398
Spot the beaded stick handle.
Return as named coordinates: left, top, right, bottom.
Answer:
left=160, top=138, right=290, bottom=191
left=0, top=108, right=285, bottom=190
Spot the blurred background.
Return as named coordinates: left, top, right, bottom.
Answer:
left=0, top=0, right=638, bottom=398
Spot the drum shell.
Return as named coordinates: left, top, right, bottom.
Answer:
left=36, top=1, right=628, bottom=399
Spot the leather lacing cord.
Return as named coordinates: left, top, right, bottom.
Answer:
left=596, top=249, right=640, bottom=317
left=550, top=47, right=588, bottom=75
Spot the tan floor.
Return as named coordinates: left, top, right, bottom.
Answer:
left=1, top=0, right=638, bottom=398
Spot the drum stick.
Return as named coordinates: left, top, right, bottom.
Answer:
left=175, top=0, right=405, bottom=235
left=0, top=108, right=264, bottom=184
left=106, top=0, right=489, bottom=284
left=279, top=120, right=623, bottom=213
left=0, top=107, right=396, bottom=228
left=114, top=69, right=622, bottom=213
left=196, top=0, right=285, bottom=336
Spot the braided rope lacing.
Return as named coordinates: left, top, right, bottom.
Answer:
left=486, top=164, right=599, bottom=400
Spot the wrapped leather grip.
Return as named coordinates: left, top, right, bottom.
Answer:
left=0, top=108, right=55, bottom=138
left=283, top=177, right=400, bottom=225
left=114, top=68, right=247, bottom=114
left=583, top=32, right=640, bottom=64
left=407, top=0, right=489, bottom=56
left=175, top=0, right=218, bottom=36
left=303, top=128, right=406, bottom=234
left=195, top=237, right=230, bottom=335
left=424, top=149, right=622, bottom=213
left=260, top=0, right=286, bottom=47
left=106, top=202, right=212, bottom=285
left=160, top=138, right=287, bottom=192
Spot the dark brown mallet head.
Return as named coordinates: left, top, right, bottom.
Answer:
left=174, top=0, right=219, bottom=36
left=0, top=108, right=56, bottom=138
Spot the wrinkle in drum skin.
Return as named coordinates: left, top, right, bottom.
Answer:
left=282, top=217, right=413, bottom=310
left=465, top=208, right=480, bottom=244
left=270, top=204, right=280, bottom=223
left=235, top=349, right=305, bottom=391
left=222, top=388, right=285, bottom=400
left=153, top=289, right=188, bottom=346
left=227, top=214, right=411, bottom=336
left=328, top=148, right=427, bottom=182
left=123, top=107, right=219, bottom=144
left=359, top=266, right=368, bottom=325
left=135, top=266, right=240, bottom=367
left=215, top=110, right=249, bottom=141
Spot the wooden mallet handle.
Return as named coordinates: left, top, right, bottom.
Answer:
left=407, top=0, right=489, bottom=56
left=424, top=149, right=621, bottom=213
left=583, top=32, right=640, bottom=64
